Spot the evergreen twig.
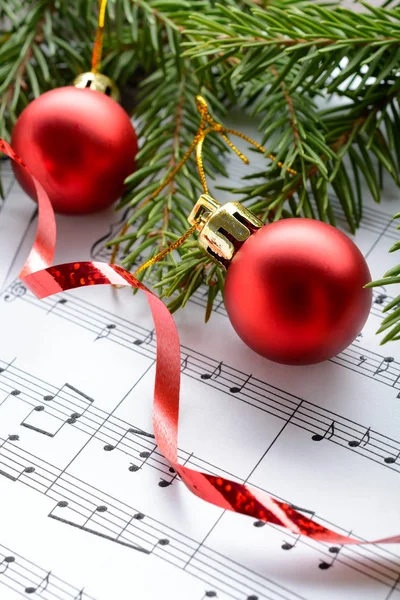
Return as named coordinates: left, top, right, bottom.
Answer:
left=1, top=0, right=400, bottom=340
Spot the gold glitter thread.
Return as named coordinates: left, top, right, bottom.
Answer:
left=137, top=131, right=205, bottom=209
left=196, top=134, right=208, bottom=195
left=91, top=0, right=108, bottom=74
left=114, top=95, right=298, bottom=274
left=133, top=222, right=199, bottom=276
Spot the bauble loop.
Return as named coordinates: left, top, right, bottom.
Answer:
left=224, top=218, right=372, bottom=366
left=11, top=87, right=138, bottom=215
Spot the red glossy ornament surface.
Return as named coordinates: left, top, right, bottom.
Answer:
left=11, top=87, right=138, bottom=214
left=225, top=219, right=372, bottom=365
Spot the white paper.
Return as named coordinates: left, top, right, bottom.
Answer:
left=1, top=121, right=400, bottom=600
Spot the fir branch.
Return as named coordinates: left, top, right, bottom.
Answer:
left=107, top=57, right=229, bottom=288
left=2, top=0, right=400, bottom=326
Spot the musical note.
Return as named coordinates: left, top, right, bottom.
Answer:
left=50, top=500, right=149, bottom=554
left=0, top=555, right=15, bottom=574
left=5, top=465, right=36, bottom=484
left=21, top=405, right=76, bottom=436
left=358, top=355, right=367, bottom=367
left=281, top=541, right=296, bottom=550
left=46, top=297, right=67, bottom=315
left=348, top=427, right=370, bottom=448
left=374, top=293, right=387, bottom=305
left=384, top=450, right=400, bottom=464
left=116, top=511, right=147, bottom=545
left=150, top=538, right=170, bottom=553
left=83, top=505, right=108, bottom=528
left=42, top=383, right=93, bottom=405
left=0, top=434, right=19, bottom=450
left=25, top=571, right=50, bottom=594
left=104, top=429, right=130, bottom=451
left=159, top=468, right=179, bottom=488
left=181, top=355, right=189, bottom=373
left=0, top=388, right=21, bottom=408
left=47, top=500, right=69, bottom=521
left=95, top=323, right=116, bottom=342
left=133, top=512, right=145, bottom=520
left=67, top=412, right=83, bottom=425
left=312, top=421, right=335, bottom=442
left=374, top=356, right=394, bottom=375
left=230, top=374, right=252, bottom=394
left=21, top=383, right=93, bottom=436
left=319, top=546, right=341, bottom=570
left=247, top=595, right=258, bottom=600
left=159, top=454, right=190, bottom=487
left=128, top=446, right=156, bottom=472
left=133, top=331, right=154, bottom=346
left=253, top=520, right=266, bottom=528
left=202, top=592, right=217, bottom=599
left=201, top=361, right=222, bottom=380
left=281, top=511, right=315, bottom=549
left=21, top=406, right=49, bottom=435
left=104, top=426, right=154, bottom=452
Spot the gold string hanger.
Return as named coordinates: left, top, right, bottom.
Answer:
left=112, top=95, right=296, bottom=276
left=73, top=0, right=120, bottom=101
left=92, top=0, right=108, bottom=74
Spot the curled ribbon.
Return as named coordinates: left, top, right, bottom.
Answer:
left=1, top=137, right=399, bottom=547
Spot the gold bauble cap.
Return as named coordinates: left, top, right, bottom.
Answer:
left=188, top=194, right=263, bottom=268
left=73, top=72, right=120, bottom=102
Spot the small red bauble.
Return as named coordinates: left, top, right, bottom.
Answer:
left=224, top=219, right=372, bottom=365
left=11, top=87, right=138, bottom=215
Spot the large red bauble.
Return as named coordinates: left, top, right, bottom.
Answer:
left=224, top=219, right=372, bottom=365
left=11, top=87, right=138, bottom=214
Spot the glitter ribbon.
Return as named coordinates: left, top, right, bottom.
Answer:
left=1, top=137, right=399, bottom=546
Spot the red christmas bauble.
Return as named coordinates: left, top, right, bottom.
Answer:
left=11, top=87, right=138, bottom=215
left=225, top=219, right=372, bottom=365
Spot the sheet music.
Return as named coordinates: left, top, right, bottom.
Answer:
left=1, top=117, right=400, bottom=600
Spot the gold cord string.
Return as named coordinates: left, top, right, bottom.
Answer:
left=134, top=222, right=199, bottom=276
left=111, top=95, right=297, bottom=276
left=91, top=0, right=108, bottom=74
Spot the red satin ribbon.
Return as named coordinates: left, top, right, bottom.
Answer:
left=1, top=137, right=399, bottom=546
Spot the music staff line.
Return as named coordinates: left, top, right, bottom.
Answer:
left=0, top=541, right=95, bottom=600
left=2, top=217, right=400, bottom=596
left=0, top=462, right=389, bottom=600
left=1, top=432, right=400, bottom=598
left=3, top=142, right=400, bottom=600
left=7, top=281, right=400, bottom=395
left=2, top=420, right=400, bottom=584
left=2, top=290, right=400, bottom=584
left=0, top=445, right=299, bottom=600
left=1, top=335, right=400, bottom=475
left=1, top=354, right=400, bottom=476
left=11, top=289, right=400, bottom=403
